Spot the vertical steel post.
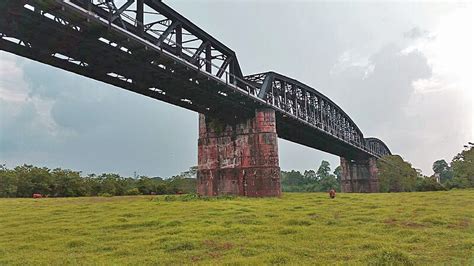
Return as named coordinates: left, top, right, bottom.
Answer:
left=229, top=61, right=235, bottom=85
left=205, top=43, right=211, bottom=73
left=175, top=25, right=182, bottom=56
left=136, top=0, right=144, bottom=37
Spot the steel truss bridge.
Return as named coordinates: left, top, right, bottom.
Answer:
left=0, top=0, right=391, bottom=160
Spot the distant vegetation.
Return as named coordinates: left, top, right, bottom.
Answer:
left=281, top=160, right=341, bottom=192
left=377, top=146, right=473, bottom=192
left=0, top=147, right=472, bottom=197
left=282, top=146, right=473, bottom=193
left=0, top=165, right=197, bottom=198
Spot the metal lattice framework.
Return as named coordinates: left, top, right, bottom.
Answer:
left=0, top=0, right=391, bottom=159
left=81, top=0, right=244, bottom=80
left=245, top=72, right=391, bottom=157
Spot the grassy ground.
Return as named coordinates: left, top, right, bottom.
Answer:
left=0, top=190, right=472, bottom=265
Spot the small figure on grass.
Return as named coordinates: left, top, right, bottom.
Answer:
left=329, top=189, right=336, bottom=199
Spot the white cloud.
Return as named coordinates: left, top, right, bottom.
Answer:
left=406, top=6, right=472, bottom=95
left=330, top=50, right=375, bottom=80
left=0, top=53, right=29, bottom=104
left=0, top=52, right=60, bottom=138
left=397, top=5, right=473, bottom=172
left=411, top=78, right=455, bottom=94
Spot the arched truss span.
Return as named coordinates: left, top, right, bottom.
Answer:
left=245, top=72, right=392, bottom=158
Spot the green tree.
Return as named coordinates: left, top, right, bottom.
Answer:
left=126, top=188, right=140, bottom=195
left=316, top=160, right=331, bottom=180
left=333, top=166, right=342, bottom=183
left=0, top=165, right=18, bottom=197
left=84, top=174, right=101, bottom=196
left=13, top=165, right=53, bottom=197
left=168, top=176, right=196, bottom=194
left=180, top=166, right=198, bottom=179
left=315, top=161, right=340, bottom=192
left=433, top=159, right=448, bottom=174
left=432, top=159, right=453, bottom=183
left=281, top=170, right=306, bottom=192
left=303, top=170, right=317, bottom=182
left=99, top=174, right=122, bottom=195
left=319, top=175, right=339, bottom=192
left=281, top=170, right=305, bottom=186
left=51, top=168, right=86, bottom=197
left=449, top=147, right=474, bottom=188
left=377, top=155, right=417, bottom=192
left=137, top=177, right=157, bottom=195
left=416, top=176, right=446, bottom=191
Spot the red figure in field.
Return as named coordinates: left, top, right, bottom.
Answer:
left=32, top=193, right=42, bottom=198
left=329, top=189, right=336, bottom=199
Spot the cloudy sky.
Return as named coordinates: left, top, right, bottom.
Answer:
left=0, top=0, right=472, bottom=177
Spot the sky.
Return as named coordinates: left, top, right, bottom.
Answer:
left=0, top=0, right=472, bottom=177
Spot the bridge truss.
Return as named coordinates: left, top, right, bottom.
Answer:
left=0, top=0, right=391, bottom=159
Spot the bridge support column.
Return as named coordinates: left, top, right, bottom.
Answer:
left=197, top=109, right=281, bottom=197
left=340, top=157, right=379, bottom=193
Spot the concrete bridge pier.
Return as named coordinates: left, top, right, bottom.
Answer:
left=197, top=109, right=281, bottom=197
left=340, top=157, right=379, bottom=193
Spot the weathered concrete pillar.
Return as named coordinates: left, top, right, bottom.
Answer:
left=197, top=109, right=281, bottom=197
left=340, top=157, right=379, bottom=193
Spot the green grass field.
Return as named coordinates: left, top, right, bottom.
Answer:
left=0, top=190, right=473, bottom=265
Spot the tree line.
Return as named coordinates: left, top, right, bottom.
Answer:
left=281, top=146, right=473, bottom=193
left=281, top=161, right=341, bottom=192
left=377, top=146, right=473, bottom=192
left=0, top=165, right=197, bottom=198
left=0, top=146, right=471, bottom=197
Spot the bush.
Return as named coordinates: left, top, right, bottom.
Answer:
left=98, top=193, right=113, bottom=197
left=164, top=195, right=177, bottom=201
left=416, top=177, right=446, bottom=191
left=126, top=188, right=140, bottom=195
left=180, top=193, right=200, bottom=201
left=444, top=177, right=471, bottom=189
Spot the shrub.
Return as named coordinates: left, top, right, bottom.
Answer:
left=126, top=188, right=140, bottom=195
left=164, top=195, right=177, bottom=201
left=444, top=177, right=470, bottom=189
left=98, top=193, right=113, bottom=197
left=416, top=177, right=447, bottom=191
left=180, top=193, right=200, bottom=201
